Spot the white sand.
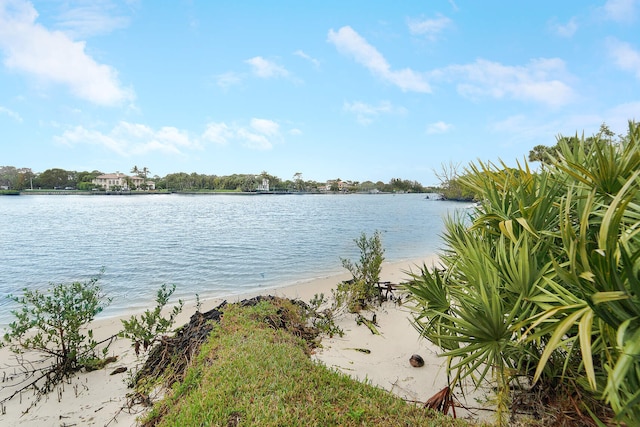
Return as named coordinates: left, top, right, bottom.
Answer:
left=0, top=255, right=488, bottom=426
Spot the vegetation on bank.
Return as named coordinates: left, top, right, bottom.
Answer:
left=405, top=121, right=640, bottom=426
left=140, top=299, right=474, bottom=427
left=1, top=273, right=477, bottom=427
left=433, top=161, right=478, bottom=202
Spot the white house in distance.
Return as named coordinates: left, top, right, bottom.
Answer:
left=256, top=178, right=270, bottom=192
left=92, top=172, right=156, bottom=191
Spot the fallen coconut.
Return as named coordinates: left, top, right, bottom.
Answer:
left=409, top=354, right=425, bottom=367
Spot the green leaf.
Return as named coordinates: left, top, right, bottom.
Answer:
left=533, top=305, right=590, bottom=384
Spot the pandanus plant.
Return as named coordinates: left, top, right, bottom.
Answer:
left=405, top=121, right=640, bottom=425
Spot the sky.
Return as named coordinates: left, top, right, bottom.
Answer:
left=0, top=1, right=639, bottom=186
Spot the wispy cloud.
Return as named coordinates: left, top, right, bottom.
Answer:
left=245, top=56, right=290, bottom=79
left=343, top=100, right=406, bottom=125
left=426, top=121, right=453, bottom=134
left=0, top=0, right=134, bottom=106
left=607, top=37, right=640, bottom=79
left=214, top=71, right=244, bottom=89
left=202, top=118, right=286, bottom=150
left=550, top=17, right=578, bottom=37
left=327, top=26, right=431, bottom=93
left=294, top=50, right=320, bottom=67
left=55, top=122, right=198, bottom=156
left=606, top=101, right=640, bottom=129
left=0, top=105, right=23, bottom=122
left=602, top=0, right=638, bottom=23
left=490, top=114, right=565, bottom=146
left=439, top=58, right=575, bottom=107
left=407, top=14, right=452, bottom=41
left=53, top=0, right=131, bottom=39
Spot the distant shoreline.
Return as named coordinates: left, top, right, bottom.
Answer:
left=13, top=190, right=433, bottom=196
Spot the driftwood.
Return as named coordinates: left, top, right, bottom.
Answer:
left=355, top=313, right=380, bottom=335
left=345, top=348, right=371, bottom=354
left=376, top=281, right=398, bottom=301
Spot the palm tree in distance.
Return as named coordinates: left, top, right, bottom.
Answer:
left=293, top=172, right=303, bottom=191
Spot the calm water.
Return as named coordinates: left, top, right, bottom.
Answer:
left=0, top=193, right=466, bottom=324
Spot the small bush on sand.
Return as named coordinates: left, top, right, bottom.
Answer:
left=120, top=284, right=184, bottom=355
left=3, top=273, right=111, bottom=373
left=336, top=231, right=385, bottom=313
left=2, top=272, right=113, bottom=411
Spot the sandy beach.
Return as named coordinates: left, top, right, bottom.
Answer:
left=0, top=255, right=488, bottom=426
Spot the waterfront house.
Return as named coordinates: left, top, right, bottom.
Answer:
left=324, top=179, right=351, bottom=192
left=92, top=173, right=156, bottom=191
left=256, top=178, right=270, bottom=192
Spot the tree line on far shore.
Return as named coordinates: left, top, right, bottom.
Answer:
left=0, top=166, right=435, bottom=195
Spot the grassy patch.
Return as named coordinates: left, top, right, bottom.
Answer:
left=142, top=300, right=476, bottom=427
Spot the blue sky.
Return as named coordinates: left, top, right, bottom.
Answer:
left=1, top=0, right=639, bottom=186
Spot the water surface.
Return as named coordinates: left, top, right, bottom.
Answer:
left=0, top=193, right=466, bottom=324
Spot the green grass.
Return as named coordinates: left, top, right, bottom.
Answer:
left=142, top=300, right=479, bottom=427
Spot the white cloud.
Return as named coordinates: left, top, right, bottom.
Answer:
left=0, top=0, right=133, bottom=106
left=236, top=128, right=272, bottom=150
left=327, top=26, right=431, bottom=93
left=343, top=100, right=406, bottom=125
left=407, top=14, right=452, bottom=40
left=55, top=122, right=198, bottom=156
left=0, top=105, right=23, bottom=122
left=607, top=38, right=640, bottom=78
left=250, top=118, right=280, bottom=136
left=202, top=122, right=233, bottom=145
left=245, top=56, right=289, bottom=78
left=294, top=50, right=320, bottom=67
left=603, top=0, right=638, bottom=23
left=442, top=58, right=575, bottom=107
left=202, top=118, right=285, bottom=150
left=551, top=17, right=578, bottom=37
left=426, top=121, right=453, bottom=134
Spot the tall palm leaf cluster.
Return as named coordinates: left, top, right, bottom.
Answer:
left=405, top=122, right=640, bottom=425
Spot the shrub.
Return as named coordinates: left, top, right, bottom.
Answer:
left=120, top=284, right=184, bottom=355
left=3, top=273, right=111, bottom=374
left=308, top=293, right=343, bottom=338
left=405, top=121, right=640, bottom=425
left=337, top=231, right=385, bottom=312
